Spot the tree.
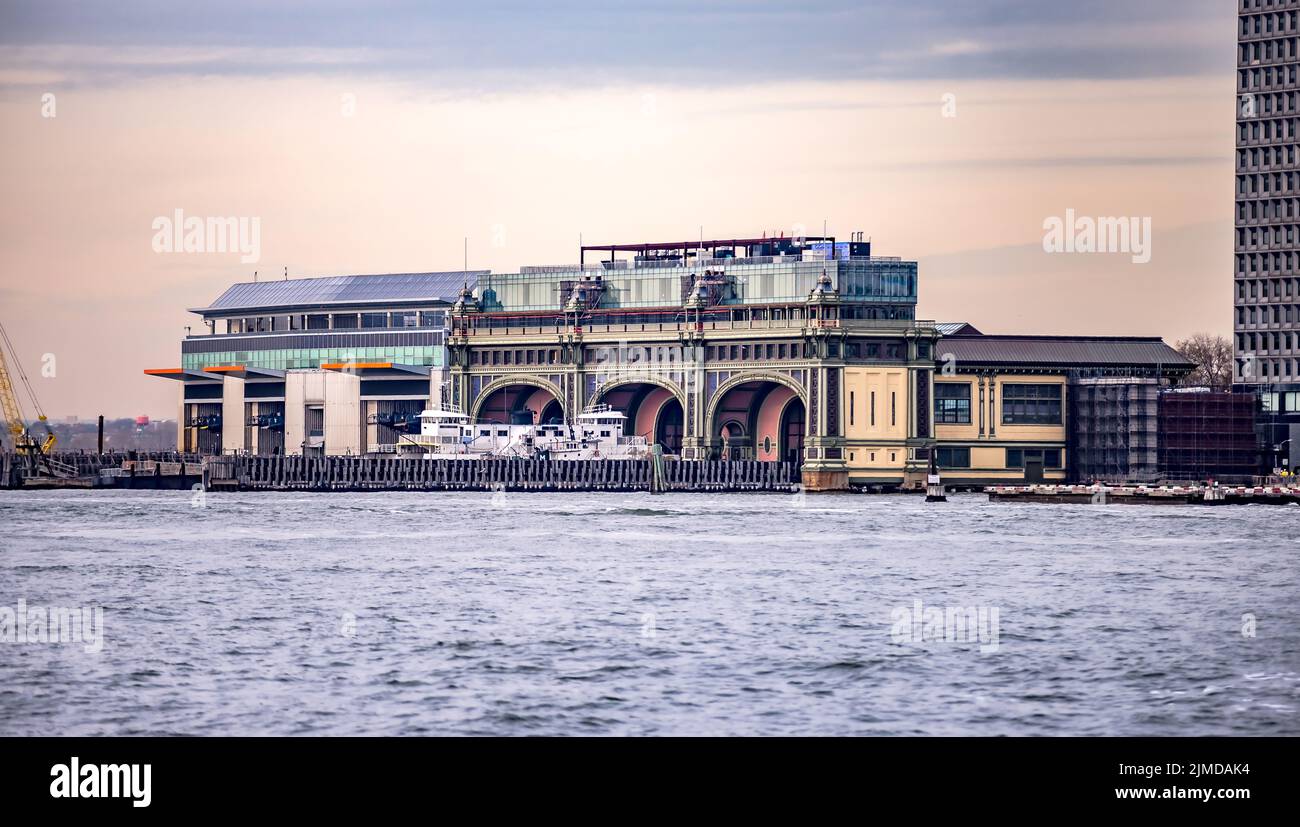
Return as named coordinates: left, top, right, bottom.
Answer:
left=1174, top=333, right=1234, bottom=389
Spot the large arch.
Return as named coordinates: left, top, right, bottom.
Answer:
left=706, top=373, right=808, bottom=463
left=591, top=378, right=687, bottom=453
left=471, top=376, right=565, bottom=424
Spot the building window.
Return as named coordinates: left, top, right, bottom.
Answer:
left=1001, top=383, right=1062, bottom=425
left=850, top=391, right=855, bottom=426
left=871, top=391, right=876, bottom=427
left=891, top=392, right=897, bottom=426
left=1005, top=448, right=1062, bottom=469
left=935, top=447, right=970, bottom=468
left=934, top=383, right=971, bottom=424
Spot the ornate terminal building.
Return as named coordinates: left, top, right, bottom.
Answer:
left=151, top=230, right=1209, bottom=488
left=444, top=234, right=935, bottom=490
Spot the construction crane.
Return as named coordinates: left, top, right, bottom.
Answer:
left=0, top=318, right=65, bottom=477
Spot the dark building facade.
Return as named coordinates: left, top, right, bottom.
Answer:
left=1237, top=0, right=1300, bottom=473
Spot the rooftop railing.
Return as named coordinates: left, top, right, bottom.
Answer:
left=456, top=317, right=934, bottom=337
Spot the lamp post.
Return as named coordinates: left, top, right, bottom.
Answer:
left=1274, top=438, right=1293, bottom=475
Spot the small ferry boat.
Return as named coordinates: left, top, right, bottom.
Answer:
left=395, top=403, right=652, bottom=460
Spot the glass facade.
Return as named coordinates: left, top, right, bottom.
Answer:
left=181, top=331, right=444, bottom=371
left=476, top=257, right=918, bottom=312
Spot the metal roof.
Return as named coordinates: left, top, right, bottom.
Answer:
left=935, top=322, right=982, bottom=336
left=192, top=271, right=487, bottom=314
left=939, top=335, right=1194, bottom=369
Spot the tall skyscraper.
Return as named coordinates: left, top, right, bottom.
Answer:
left=1236, top=0, right=1300, bottom=473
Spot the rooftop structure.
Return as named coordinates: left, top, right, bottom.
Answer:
left=939, top=334, right=1193, bottom=375
left=191, top=271, right=487, bottom=316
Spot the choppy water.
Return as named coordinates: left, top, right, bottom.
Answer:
left=0, top=489, right=1297, bottom=736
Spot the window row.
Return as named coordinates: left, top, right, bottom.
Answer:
left=179, top=346, right=441, bottom=372
left=1237, top=275, right=1300, bottom=299
left=1238, top=91, right=1300, bottom=120
left=1237, top=356, right=1300, bottom=379
left=1240, top=7, right=1299, bottom=40
left=1237, top=171, right=1300, bottom=196
left=1237, top=144, right=1298, bottom=171
left=1237, top=117, right=1299, bottom=143
left=1238, top=36, right=1299, bottom=65
left=1261, top=391, right=1300, bottom=411
left=1236, top=251, right=1300, bottom=275
left=931, top=383, right=1063, bottom=426
left=223, top=310, right=445, bottom=334
left=1239, top=64, right=1299, bottom=92
left=1236, top=224, right=1300, bottom=248
left=932, top=447, right=1062, bottom=470
left=1237, top=330, right=1300, bottom=351
left=1236, top=304, right=1300, bottom=326
left=469, top=348, right=563, bottom=367
left=1236, top=196, right=1300, bottom=222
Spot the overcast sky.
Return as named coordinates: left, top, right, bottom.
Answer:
left=0, top=1, right=1236, bottom=418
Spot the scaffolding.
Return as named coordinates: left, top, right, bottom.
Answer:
left=1068, top=377, right=1159, bottom=483
left=1157, top=391, right=1258, bottom=484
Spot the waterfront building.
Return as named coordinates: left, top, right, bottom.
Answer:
left=1237, top=0, right=1300, bottom=471
left=933, top=331, right=1195, bottom=485
left=146, top=271, right=479, bottom=455
left=150, top=231, right=1212, bottom=488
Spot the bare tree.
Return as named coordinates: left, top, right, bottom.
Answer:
left=1174, top=333, right=1234, bottom=389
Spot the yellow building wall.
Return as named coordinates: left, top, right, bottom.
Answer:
left=991, top=374, right=1067, bottom=444
left=934, top=377, right=980, bottom=442
left=843, top=367, right=910, bottom=475
left=934, top=373, right=1068, bottom=481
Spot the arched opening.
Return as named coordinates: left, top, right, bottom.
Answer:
left=594, top=382, right=684, bottom=453
left=475, top=383, right=561, bottom=425
left=779, top=397, right=806, bottom=466
left=654, top=398, right=684, bottom=455
left=719, top=420, right=746, bottom=460
left=710, top=379, right=806, bottom=463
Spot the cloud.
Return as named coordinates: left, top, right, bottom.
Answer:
left=0, top=0, right=1233, bottom=90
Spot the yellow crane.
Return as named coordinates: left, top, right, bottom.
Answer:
left=0, top=318, right=59, bottom=474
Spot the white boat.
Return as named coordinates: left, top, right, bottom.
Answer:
left=393, top=403, right=651, bottom=459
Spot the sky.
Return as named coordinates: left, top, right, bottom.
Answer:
left=0, top=0, right=1236, bottom=419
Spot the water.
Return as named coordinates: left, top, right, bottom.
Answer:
left=0, top=489, right=1297, bottom=736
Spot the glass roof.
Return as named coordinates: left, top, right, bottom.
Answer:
left=198, top=271, right=487, bottom=313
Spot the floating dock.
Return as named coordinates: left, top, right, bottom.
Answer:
left=1, top=452, right=204, bottom=490
left=987, top=483, right=1300, bottom=506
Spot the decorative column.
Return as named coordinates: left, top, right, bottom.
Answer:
left=679, top=287, right=709, bottom=459
left=801, top=270, right=849, bottom=491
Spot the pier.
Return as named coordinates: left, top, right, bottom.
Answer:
left=203, top=455, right=800, bottom=493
